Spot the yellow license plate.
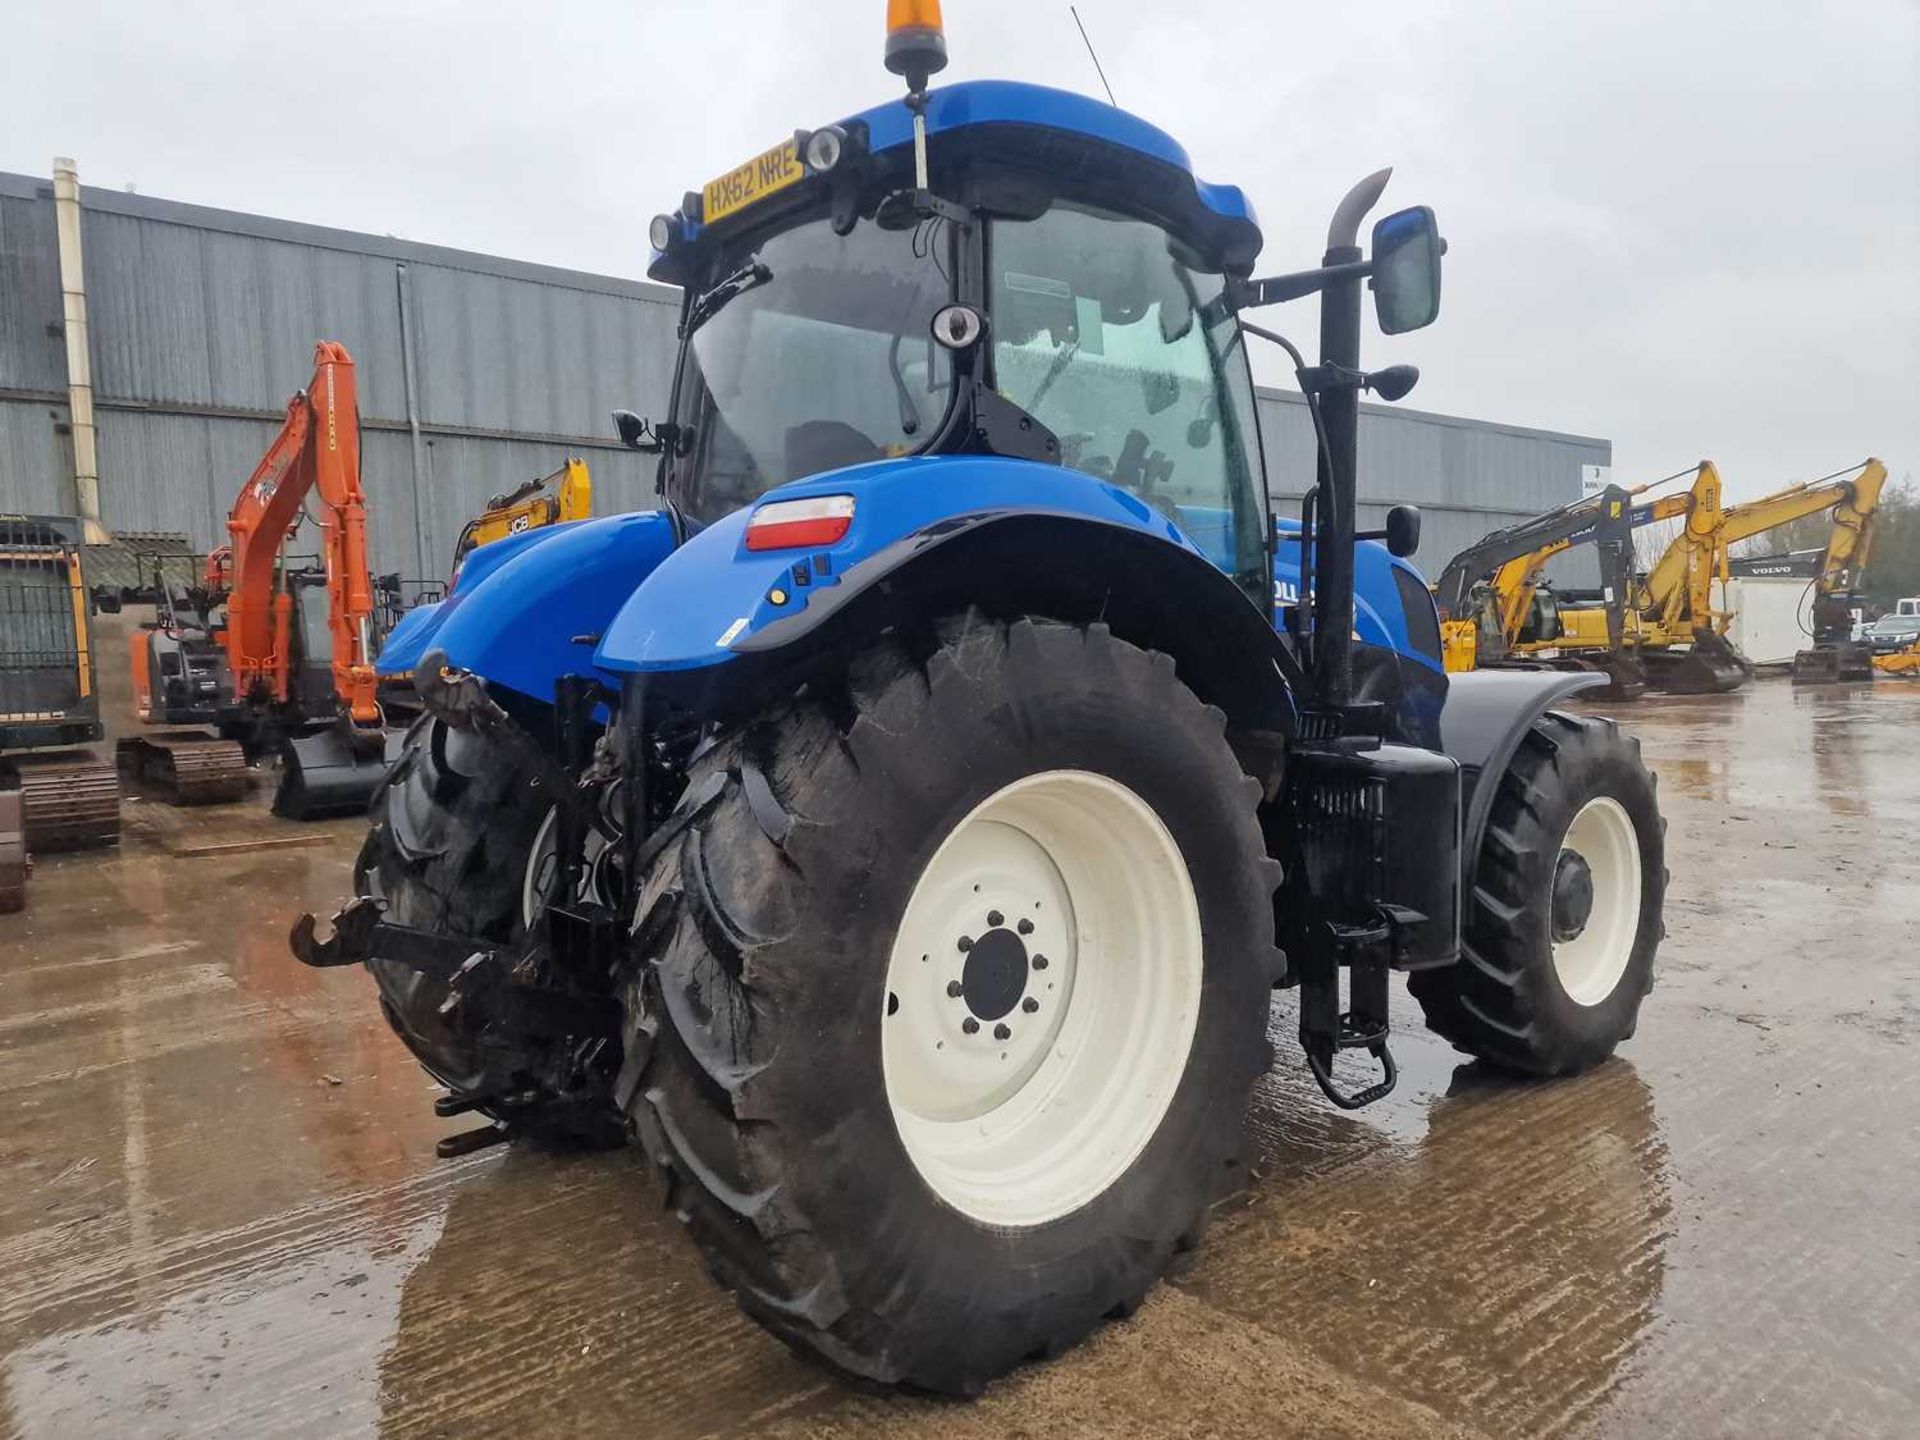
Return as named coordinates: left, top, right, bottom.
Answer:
left=703, top=138, right=804, bottom=226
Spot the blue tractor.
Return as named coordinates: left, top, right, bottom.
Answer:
left=295, top=10, right=1665, bottom=1395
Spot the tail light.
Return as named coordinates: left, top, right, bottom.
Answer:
left=745, top=495, right=855, bottom=552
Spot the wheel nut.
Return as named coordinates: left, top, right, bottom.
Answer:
left=957, top=936, right=973, bottom=952
left=1022, top=997, right=1039, bottom=1014
left=962, top=1017, right=980, bottom=1035
left=987, top=909, right=1004, bottom=927
left=1017, top=918, right=1034, bottom=935
left=1032, top=954, right=1049, bottom=970
left=993, top=1023, right=1011, bottom=1041
left=946, top=980, right=964, bottom=998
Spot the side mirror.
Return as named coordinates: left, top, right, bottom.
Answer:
left=1384, top=504, right=1421, bottom=557
left=612, top=409, right=651, bottom=450
left=1370, top=206, right=1443, bottom=335
left=1358, top=504, right=1422, bottom=557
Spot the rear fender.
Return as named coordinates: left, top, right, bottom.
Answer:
left=378, top=512, right=678, bottom=705
left=595, top=454, right=1298, bottom=732
left=1440, top=669, right=1608, bottom=873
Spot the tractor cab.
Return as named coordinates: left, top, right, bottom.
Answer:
left=635, top=81, right=1273, bottom=609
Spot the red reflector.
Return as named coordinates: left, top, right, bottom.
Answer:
left=745, top=495, right=855, bottom=552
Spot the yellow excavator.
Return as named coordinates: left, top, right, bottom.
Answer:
left=1546, top=461, right=1753, bottom=693
left=449, top=457, right=592, bottom=576
left=1783, top=462, right=1888, bottom=682
left=1656, top=459, right=1882, bottom=685
left=1435, top=464, right=1711, bottom=696
left=1442, top=457, right=1886, bottom=694
left=1550, top=459, right=1885, bottom=688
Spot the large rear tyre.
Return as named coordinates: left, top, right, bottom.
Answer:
left=1409, top=711, right=1665, bottom=1076
left=620, top=616, right=1283, bottom=1393
left=359, top=716, right=624, bottom=1146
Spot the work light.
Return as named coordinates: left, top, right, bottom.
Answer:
left=804, top=126, right=846, bottom=173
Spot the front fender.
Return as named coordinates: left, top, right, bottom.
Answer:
left=594, top=455, right=1211, bottom=675
left=1440, top=669, right=1608, bottom=870
left=381, top=512, right=678, bottom=703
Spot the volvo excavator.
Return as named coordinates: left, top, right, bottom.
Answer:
left=120, top=342, right=398, bottom=819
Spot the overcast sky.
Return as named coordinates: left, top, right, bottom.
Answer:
left=5, top=0, right=1915, bottom=499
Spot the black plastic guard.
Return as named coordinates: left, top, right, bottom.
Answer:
left=1440, top=668, right=1608, bottom=876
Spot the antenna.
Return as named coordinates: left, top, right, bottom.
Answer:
left=1069, top=6, right=1117, bottom=106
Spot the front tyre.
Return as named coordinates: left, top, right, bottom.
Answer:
left=1409, top=711, right=1665, bottom=1076
left=620, top=616, right=1283, bottom=1393
left=359, top=716, right=624, bottom=1146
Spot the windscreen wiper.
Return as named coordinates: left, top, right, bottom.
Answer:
left=683, top=256, right=772, bottom=336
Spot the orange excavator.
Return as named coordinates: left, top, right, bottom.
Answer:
left=121, top=342, right=397, bottom=818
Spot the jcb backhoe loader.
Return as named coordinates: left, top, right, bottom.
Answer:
left=449, top=458, right=591, bottom=576
left=121, top=342, right=397, bottom=818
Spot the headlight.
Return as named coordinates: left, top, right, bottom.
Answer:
left=648, top=214, right=675, bottom=251
left=803, top=126, right=846, bottom=173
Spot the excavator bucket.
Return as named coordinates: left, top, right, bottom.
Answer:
left=1837, top=645, right=1875, bottom=682
left=1590, top=651, right=1649, bottom=702
left=273, top=726, right=403, bottom=820
left=1791, top=647, right=1841, bottom=684
left=1644, top=628, right=1752, bottom=695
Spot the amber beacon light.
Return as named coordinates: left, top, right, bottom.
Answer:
left=885, top=0, right=948, bottom=91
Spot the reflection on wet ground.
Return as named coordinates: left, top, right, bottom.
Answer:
left=2, top=679, right=1916, bottom=1438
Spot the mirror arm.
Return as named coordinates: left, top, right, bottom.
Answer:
left=1228, top=257, right=1375, bottom=311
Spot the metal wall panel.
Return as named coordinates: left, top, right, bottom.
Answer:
left=0, top=399, right=70, bottom=513
left=1255, top=388, right=1606, bottom=582
left=0, top=190, right=69, bottom=393
left=0, top=169, right=1606, bottom=598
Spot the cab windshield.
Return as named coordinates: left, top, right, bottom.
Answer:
left=988, top=201, right=1269, bottom=603
left=669, top=211, right=956, bottom=524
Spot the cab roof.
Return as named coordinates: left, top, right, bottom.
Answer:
left=652, top=79, right=1264, bottom=282
left=848, top=80, right=1258, bottom=233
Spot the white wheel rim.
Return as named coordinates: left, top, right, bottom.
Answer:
left=881, top=769, right=1203, bottom=1228
left=1551, top=795, right=1642, bottom=1007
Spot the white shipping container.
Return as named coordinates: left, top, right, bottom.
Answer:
left=1719, top=576, right=1813, bottom=665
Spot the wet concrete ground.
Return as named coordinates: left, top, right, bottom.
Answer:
left=2, top=677, right=1915, bottom=1438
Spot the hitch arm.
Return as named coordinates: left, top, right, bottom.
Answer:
left=290, top=895, right=485, bottom=979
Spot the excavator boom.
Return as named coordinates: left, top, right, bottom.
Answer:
left=1433, top=483, right=1641, bottom=665
left=1639, top=459, right=1885, bottom=635
left=223, top=342, right=379, bottom=725
left=123, top=341, right=396, bottom=819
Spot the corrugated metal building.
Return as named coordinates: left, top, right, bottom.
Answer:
left=0, top=168, right=1606, bottom=583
